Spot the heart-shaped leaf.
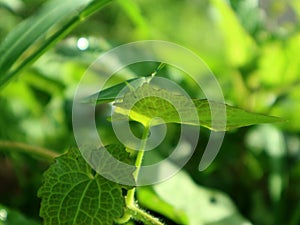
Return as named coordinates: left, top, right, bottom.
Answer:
left=38, top=145, right=134, bottom=225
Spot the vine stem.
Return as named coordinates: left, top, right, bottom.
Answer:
left=124, top=206, right=164, bottom=225
left=126, top=124, right=150, bottom=206
left=0, top=140, right=59, bottom=160
left=116, top=125, right=164, bottom=225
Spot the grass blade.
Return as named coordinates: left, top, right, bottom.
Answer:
left=0, top=0, right=112, bottom=88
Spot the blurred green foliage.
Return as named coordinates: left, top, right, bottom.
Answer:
left=0, top=0, right=299, bottom=225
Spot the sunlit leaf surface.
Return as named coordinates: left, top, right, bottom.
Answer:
left=113, top=83, right=284, bottom=131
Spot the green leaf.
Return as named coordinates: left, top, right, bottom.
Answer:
left=84, top=77, right=147, bottom=104
left=88, top=144, right=136, bottom=186
left=38, top=146, right=127, bottom=225
left=113, top=83, right=284, bottom=131
left=0, top=0, right=112, bottom=88
left=0, top=0, right=23, bottom=13
left=137, top=169, right=251, bottom=225
left=136, top=187, right=189, bottom=225
left=210, top=0, right=257, bottom=66
left=0, top=0, right=90, bottom=79
left=0, top=204, right=41, bottom=225
left=117, top=0, right=149, bottom=37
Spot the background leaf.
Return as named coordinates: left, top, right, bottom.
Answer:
left=0, top=204, right=40, bottom=225
left=38, top=147, right=125, bottom=225
left=0, top=0, right=112, bottom=88
left=210, top=0, right=257, bottom=66
left=137, top=169, right=251, bottom=225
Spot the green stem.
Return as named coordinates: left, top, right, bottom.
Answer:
left=134, top=125, right=150, bottom=178
left=148, top=62, right=166, bottom=80
left=116, top=125, right=163, bottom=224
left=0, top=140, right=59, bottom=161
left=152, top=63, right=166, bottom=77
left=126, top=125, right=150, bottom=207
left=125, top=205, right=164, bottom=225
